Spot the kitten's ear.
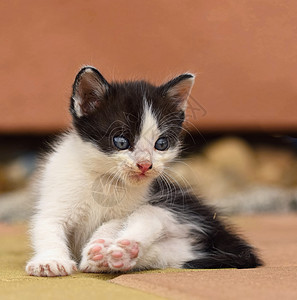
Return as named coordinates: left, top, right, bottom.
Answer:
left=70, top=66, right=110, bottom=117
left=160, top=74, right=195, bottom=111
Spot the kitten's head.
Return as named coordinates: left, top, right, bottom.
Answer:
left=70, top=66, right=194, bottom=186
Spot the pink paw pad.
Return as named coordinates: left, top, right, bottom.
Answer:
left=117, top=240, right=139, bottom=259
left=106, top=239, right=140, bottom=271
left=93, top=239, right=106, bottom=243
left=80, top=238, right=114, bottom=273
left=112, top=261, right=124, bottom=268
left=93, top=254, right=103, bottom=261
left=130, top=244, right=139, bottom=258
left=119, top=239, right=131, bottom=246
left=89, top=245, right=102, bottom=255
left=88, top=238, right=111, bottom=265
left=111, top=251, right=123, bottom=259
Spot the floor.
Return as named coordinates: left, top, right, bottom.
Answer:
left=1, top=214, right=296, bottom=300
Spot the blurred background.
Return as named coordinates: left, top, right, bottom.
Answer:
left=0, top=0, right=297, bottom=222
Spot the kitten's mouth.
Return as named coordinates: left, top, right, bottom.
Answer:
left=130, top=172, right=147, bottom=179
left=128, top=171, right=151, bottom=183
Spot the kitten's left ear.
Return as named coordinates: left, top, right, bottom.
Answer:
left=160, top=74, right=195, bottom=111
left=70, top=66, right=110, bottom=118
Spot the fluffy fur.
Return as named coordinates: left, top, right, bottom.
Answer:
left=26, top=66, right=262, bottom=276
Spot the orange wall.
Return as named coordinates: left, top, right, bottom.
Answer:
left=1, top=0, right=297, bottom=133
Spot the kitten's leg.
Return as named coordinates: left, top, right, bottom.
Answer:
left=79, top=219, right=123, bottom=273
left=105, top=205, right=195, bottom=271
left=26, top=216, right=77, bottom=277
left=183, top=219, right=262, bottom=269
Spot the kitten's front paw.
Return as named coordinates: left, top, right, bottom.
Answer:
left=79, top=238, right=113, bottom=273
left=107, top=239, right=139, bottom=271
left=26, top=257, right=77, bottom=277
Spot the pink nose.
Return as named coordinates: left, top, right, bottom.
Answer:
left=137, top=162, right=153, bottom=173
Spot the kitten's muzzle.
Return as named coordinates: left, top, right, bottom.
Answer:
left=136, top=161, right=153, bottom=174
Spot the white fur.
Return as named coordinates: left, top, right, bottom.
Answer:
left=133, top=101, right=159, bottom=163
left=26, top=102, right=198, bottom=276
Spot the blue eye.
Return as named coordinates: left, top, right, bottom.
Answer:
left=155, top=137, right=169, bottom=151
left=113, top=136, right=130, bottom=150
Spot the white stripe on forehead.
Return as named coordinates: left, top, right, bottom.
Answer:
left=133, top=100, right=160, bottom=162
left=140, top=101, right=159, bottom=140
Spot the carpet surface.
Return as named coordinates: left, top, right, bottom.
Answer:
left=1, top=215, right=297, bottom=299
left=0, top=224, right=163, bottom=300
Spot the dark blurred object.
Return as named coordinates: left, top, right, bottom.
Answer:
left=2, top=133, right=296, bottom=222
left=285, top=136, right=297, bottom=149
left=1, top=0, right=297, bottom=133
left=0, top=154, right=35, bottom=192
left=0, top=134, right=47, bottom=222
left=0, top=135, right=42, bottom=193
left=175, top=134, right=297, bottom=214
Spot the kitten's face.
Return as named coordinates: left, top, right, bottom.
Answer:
left=70, top=67, right=194, bottom=186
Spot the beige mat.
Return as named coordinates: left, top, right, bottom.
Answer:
left=111, top=215, right=297, bottom=299
left=1, top=215, right=296, bottom=299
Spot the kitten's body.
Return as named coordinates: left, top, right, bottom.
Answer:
left=26, top=67, right=261, bottom=276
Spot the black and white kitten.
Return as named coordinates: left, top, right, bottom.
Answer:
left=26, top=66, right=262, bottom=276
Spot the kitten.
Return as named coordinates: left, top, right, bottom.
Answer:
left=26, top=66, right=262, bottom=276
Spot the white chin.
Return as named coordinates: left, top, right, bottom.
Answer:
left=127, top=173, right=152, bottom=185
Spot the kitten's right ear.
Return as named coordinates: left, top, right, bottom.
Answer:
left=159, top=73, right=195, bottom=111
left=70, top=66, right=110, bottom=118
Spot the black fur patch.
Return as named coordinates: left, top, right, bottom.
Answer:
left=70, top=68, right=186, bottom=153
left=150, top=179, right=263, bottom=269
